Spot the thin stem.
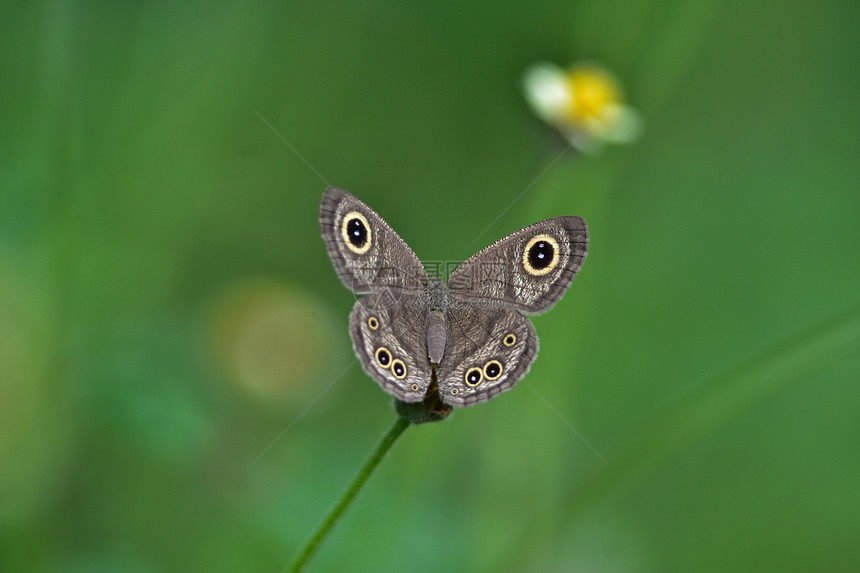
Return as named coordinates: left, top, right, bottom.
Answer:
left=287, top=416, right=411, bottom=572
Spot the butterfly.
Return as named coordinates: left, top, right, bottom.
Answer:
left=320, top=186, right=587, bottom=414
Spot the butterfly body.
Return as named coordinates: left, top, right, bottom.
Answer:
left=321, top=186, right=587, bottom=409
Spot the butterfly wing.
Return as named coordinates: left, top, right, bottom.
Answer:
left=447, top=217, right=588, bottom=314
left=435, top=305, right=538, bottom=407
left=350, top=294, right=433, bottom=403
left=320, top=186, right=429, bottom=294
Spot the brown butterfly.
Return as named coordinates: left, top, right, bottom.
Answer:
left=320, top=186, right=588, bottom=410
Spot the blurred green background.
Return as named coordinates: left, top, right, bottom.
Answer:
left=2, top=1, right=859, bottom=571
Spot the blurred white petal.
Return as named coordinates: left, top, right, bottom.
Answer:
left=523, top=63, right=571, bottom=123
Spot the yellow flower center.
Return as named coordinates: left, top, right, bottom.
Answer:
left=564, top=66, right=622, bottom=126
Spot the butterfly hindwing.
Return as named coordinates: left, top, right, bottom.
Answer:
left=349, top=293, right=432, bottom=403
left=435, top=306, right=538, bottom=407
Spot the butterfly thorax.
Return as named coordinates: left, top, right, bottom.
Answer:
left=419, top=275, right=451, bottom=310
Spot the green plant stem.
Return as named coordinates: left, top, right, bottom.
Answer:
left=287, top=416, right=411, bottom=572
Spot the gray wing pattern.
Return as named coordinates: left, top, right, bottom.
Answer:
left=447, top=217, right=587, bottom=314
left=350, top=294, right=432, bottom=403
left=435, top=305, right=538, bottom=407
left=321, top=186, right=428, bottom=294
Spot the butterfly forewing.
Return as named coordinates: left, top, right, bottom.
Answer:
left=447, top=217, right=588, bottom=314
left=320, top=186, right=429, bottom=294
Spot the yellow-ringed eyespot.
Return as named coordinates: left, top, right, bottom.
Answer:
left=451, top=388, right=460, bottom=395
left=367, top=316, right=379, bottom=330
left=341, top=211, right=372, bottom=254
left=391, top=359, right=407, bottom=379
left=503, top=333, right=517, bottom=346
left=464, top=367, right=483, bottom=387
left=410, top=383, right=419, bottom=391
left=375, top=347, right=392, bottom=369
left=522, top=234, right=560, bottom=276
left=483, top=360, right=503, bottom=381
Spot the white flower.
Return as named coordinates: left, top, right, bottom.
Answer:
left=523, top=62, right=642, bottom=153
